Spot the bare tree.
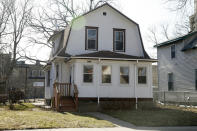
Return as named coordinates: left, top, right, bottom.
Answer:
left=164, top=0, right=192, bottom=11
left=29, top=0, right=115, bottom=49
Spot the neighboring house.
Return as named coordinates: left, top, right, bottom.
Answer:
left=0, top=53, right=11, bottom=94
left=155, top=2, right=197, bottom=92
left=152, top=65, right=158, bottom=91
left=44, top=3, right=156, bottom=111
left=9, top=61, right=45, bottom=98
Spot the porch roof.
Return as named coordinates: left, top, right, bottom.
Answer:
left=72, top=51, right=157, bottom=62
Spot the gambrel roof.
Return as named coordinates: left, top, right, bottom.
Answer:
left=49, top=3, right=150, bottom=59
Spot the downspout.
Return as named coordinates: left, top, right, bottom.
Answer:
left=134, top=60, right=139, bottom=109
left=97, top=58, right=101, bottom=105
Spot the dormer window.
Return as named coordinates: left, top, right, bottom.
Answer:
left=113, top=28, right=125, bottom=52
left=85, top=26, right=98, bottom=50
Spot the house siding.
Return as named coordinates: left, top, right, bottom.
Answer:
left=158, top=35, right=197, bottom=91
left=72, top=59, right=152, bottom=98
left=66, top=5, right=144, bottom=57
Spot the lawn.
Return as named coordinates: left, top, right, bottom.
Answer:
left=104, top=104, right=197, bottom=127
left=0, top=103, right=114, bottom=130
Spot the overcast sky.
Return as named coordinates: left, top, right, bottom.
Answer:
left=27, top=0, right=194, bottom=62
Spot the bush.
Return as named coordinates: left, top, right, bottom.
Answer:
left=9, top=88, right=25, bottom=104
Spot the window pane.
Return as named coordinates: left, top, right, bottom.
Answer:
left=120, top=67, right=129, bottom=75
left=120, top=75, right=129, bottom=84
left=83, top=74, right=93, bottom=83
left=84, top=65, right=93, bottom=73
left=102, top=66, right=111, bottom=75
left=138, top=76, right=146, bottom=84
left=138, top=67, right=147, bottom=84
left=102, top=75, right=111, bottom=83
left=115, top=41, right=123, bottom=50
left=87, top=29, right=97, bottom=50
left=88, top=40, right=96, bottom=49
left=115, top=31, right=124, bottom=51
left=138, top=67, right=146, bottom=76
left=102, top=66, right=111, bottom=83
left=88, top=29, right=96, bottom=39
left=115, top=31, right=123, bottom=41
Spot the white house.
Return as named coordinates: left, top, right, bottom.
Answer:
left=44, top=3, right=156, bottom=111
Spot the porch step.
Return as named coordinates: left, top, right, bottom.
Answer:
left=59, top=96, right=76, bottom=112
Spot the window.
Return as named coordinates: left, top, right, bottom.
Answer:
left=39, top=70, right=45, bottom=77
left=85, top=26, right=98, bottom=50
left=195, top=69, right=197, bottom=90
left=113, top=29, right=125, bottom=52
left=120, top=67, right=129, bottom=84
left=138, top=67, right=147, bottom=84
left=171, top=45, right=176, bottom=59
left=83, top=65, right=93, bottom=83
left=102, top=65, right=111, bottom=83
left=168, top=73, right=174, bottom=91
left=56, top=64, right=59, bottom=79
left=47, top=71, right=50, bottom=86
left=31, top=70, right=37, bottom=77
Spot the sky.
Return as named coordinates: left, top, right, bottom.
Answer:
left=26, top=0, right=194, bottom=62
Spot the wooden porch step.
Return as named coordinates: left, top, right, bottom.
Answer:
left=59, top=96, right=76, bottom=112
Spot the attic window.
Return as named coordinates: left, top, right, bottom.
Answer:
left=103, top=12, right=107, bottom=16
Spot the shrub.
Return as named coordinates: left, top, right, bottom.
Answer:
left=9, top=88, right=25, bottom=104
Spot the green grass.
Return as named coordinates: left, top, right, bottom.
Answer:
left=0, top=103, right=114, bottom=130
left=104, top=105, right=197, bottom=127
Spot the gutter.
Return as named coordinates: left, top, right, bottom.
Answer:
left=70, top=56, right=158, bottom=62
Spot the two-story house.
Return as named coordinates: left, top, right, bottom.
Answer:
left=155, top=1, right=197, bottom=93
left=44, top=3, right=156, bottom=111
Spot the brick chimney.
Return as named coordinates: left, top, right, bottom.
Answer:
left=190, top=0, right=197, bottom=31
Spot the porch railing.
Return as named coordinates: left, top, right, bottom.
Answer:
left=53, top=82, right=78, bottom=111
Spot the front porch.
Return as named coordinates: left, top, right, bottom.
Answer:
left=52, top=82, right=78, bottom=112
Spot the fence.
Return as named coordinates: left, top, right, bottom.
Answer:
left=153, top=91, right=197, bottom=105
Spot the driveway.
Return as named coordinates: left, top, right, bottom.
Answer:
left=12, top=112, right=197, bottom=131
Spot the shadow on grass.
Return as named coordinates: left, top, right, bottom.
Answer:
left=103, top=105, right=197, bottom=129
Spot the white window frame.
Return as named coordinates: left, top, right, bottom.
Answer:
left=86, top=28, right=98, bottom=50
left=114, top=30, right=125, bottom=52
left=120, top=66, right=130, bottom=85
left=137, top=66, right=147, bottom=85
left=83, top=65, right=94, bottom=83
left=101, top=65, right=112, bottom=84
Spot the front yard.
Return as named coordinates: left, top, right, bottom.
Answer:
left=104, top=104, right=197, bottom=127
left=0, top=103, right=114, bottom=130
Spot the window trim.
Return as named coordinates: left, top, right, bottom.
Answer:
left=83, top=65, right=94, bottom=83
left=168, top=72, right=174, bottom=91
left=113, top=28, right=126, bottom=52
left=101, top=65, right=112, bottom=84
left=171, top=44, right=176, bottom=59
left=85, top=26, right=98, bottom=51
left=137, top=67, right=147, bottom=85
left=120, top=66, right=130, bottom=85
